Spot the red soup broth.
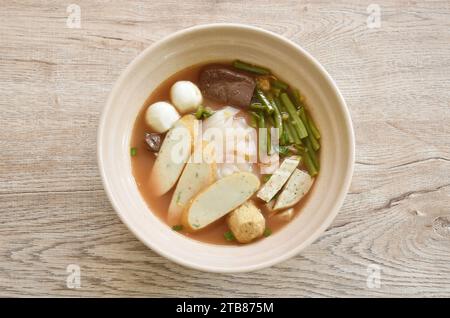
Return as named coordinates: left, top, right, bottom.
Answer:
left=130, top=62, right=316, bottom=245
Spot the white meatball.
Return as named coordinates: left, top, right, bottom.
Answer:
left=170, top=81, right=203, bottom=114
left=227, top=201, right=265, bottom=243
left=145, top=101, right=180, bottom=133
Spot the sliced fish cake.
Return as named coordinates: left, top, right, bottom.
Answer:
left=257, top=156, right=300, bottom=202
left=274, top=169, right=313, bottom=210
left=182, top=172, right=260, bottom=231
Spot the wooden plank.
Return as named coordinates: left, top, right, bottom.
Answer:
left=0, top=0, right=449, bottom=296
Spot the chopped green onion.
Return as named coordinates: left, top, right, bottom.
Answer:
left=232, top=60, right=270, bottom=75
left=195, top=105, right=214, bottom=120
left=224, top=230, right=235, bottom=241
left=278, top=145, right=290, bottom=157
left=262, top=174, right=272, bottom=183
left=194, top=106, right=204, bottom=119
left=263, top=228, right=272, bottom=237
left=130, top=147, right=137, bottom=156
left=172, top=225, right=183, bottom=231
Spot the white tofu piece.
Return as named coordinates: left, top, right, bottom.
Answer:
left=274, top=169, right=313, bottom=210
left=256, top=156, right=300, bottom=202
left=150, top=115, right=197, bottom=196
left=145, top=101, right=180, bottom=133
left=182, top=172, right=260, bottom=231
left=227, top=201, right=265, bottom=243
left=274, top=208, right=294, bottom=222
left=262, top=199, right=278, bottom=218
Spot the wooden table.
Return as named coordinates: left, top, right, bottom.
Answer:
left=1, top=1, right=449, bottom=297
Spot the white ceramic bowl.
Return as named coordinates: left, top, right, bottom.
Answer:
left=98, top=23, right=354, bottom=273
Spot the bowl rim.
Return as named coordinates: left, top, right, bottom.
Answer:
left=97, top=23, right=355, bottom=273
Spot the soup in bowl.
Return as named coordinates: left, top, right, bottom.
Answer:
left=98, top=24, right=354, bottom=272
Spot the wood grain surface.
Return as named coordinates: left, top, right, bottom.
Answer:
left=0, top=0, right=449, bottom=297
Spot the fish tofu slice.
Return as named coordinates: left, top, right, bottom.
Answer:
left=182, top=172, right=260, bottom=231
left=167, top=145, right=216, bottom=225
left=274, top=169, right=313, bottom=210
left=150, top=115, right=197, bottom=196
left=257, top=156, right=300, bottom=202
